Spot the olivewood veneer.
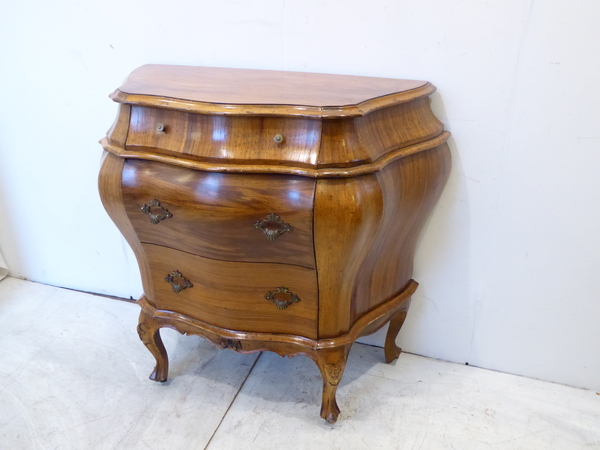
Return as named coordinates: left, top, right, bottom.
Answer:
left=99, top=64, right=451, bottom=424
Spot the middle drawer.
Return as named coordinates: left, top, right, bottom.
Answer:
left=121, top=159, right=316, bottom=268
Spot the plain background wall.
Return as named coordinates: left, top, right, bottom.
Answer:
left=1, top=1, right=599, bottom=391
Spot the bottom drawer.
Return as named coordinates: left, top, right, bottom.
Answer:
left=143, top=244, right=319, bottom=339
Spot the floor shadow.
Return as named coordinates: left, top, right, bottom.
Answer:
left=162, top=331, right=394, bottom=424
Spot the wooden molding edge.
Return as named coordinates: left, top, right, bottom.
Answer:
left=109, top=83, right=436, bottom=118
left=100, top=131, right=450, bottom=178
left=138, top=279, right=417, bottom=351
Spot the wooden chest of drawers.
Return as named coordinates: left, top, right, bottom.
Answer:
left=99, top=65, right=451, bottom=423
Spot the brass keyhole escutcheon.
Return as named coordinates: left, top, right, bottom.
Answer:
left=253, top=213, right=293, bottom=241
left=165, top=270, right=193, bottom=293
left=265, top=287, right=301, bottom=310
left=141, top=199, right=173, bottom=224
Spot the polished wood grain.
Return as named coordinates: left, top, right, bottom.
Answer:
left=314, top=173, right=384, bottom=338
left=138, top=280, right=416, bottom=351
left=317, top=118, right=369, bottom=168
left=102, top=131, right=450, bottom=178
left=99, top=65, right=453, bottom=424
left=314, top=143, right=450, bottom=338
left=143, top=243, right=319, bottom=339
left=318, top=97, right=443, bottom=167
left=98, top=152, right=155, bottom=303
left=384, top=300, right=411, bottom=364
left=106, top=104, right=130, bottom=148
left=315, top=343, right=352, bottom=423
left=121, top=159, right=316, bottom=268
left=126, top=106, right=322, bottom=166
left=352, top=144, right=451, bottom=320
left=111, top=64, right=433, bottom=118
left=137, top=307, right=168, bottom=381
left=350, top=97, right=444, bottom=164
left=136, top=282, right=415, bottom=423
left=116, top=97, right=444, bottom=170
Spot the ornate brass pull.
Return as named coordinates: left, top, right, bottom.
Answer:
left=141, top=199, right=173, bottom=224
left=253, top=213, right=293, bottom=241
left=165, top=270, right=193, bottom=293
left=265, top=287, right=301, bottom=310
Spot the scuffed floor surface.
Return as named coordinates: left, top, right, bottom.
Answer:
left=0, top=277, right=598, bottom=449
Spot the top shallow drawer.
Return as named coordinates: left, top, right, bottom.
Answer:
left=125, top=106, right=321, bottom=166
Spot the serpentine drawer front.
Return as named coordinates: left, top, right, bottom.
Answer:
left=143, top=244, right=319, bottom=338
left=121, top=159, right=316, bottom=268
left=98, top=64, right=451, bottom=424
left=126, top=106, right=322, bottom=165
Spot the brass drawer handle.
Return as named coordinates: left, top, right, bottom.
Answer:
left=265, top=287, right=301, bottom=310
left=156, top=123, right=165, bottom=132
left=141, top=199, right=173, bottom=224
left=273, top=134, right=284, bottom=144
left=253, top=213, right=293, bottom=241
left=165, top=270, right=193, bottom=293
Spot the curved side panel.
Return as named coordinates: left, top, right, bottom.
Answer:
left=352, top=143, right=452, bottom=320
left=98, top=152, right=155, bottom=302
left=106, top=104, right=131, bottom=148
left=355, top=97, right=444, bottom=162
left=318, top=97, right=444, bottom=168
left=318, top=119, right=369, bottom=168
left=314, top=174, right=384, bottom=338
left=314, top=144, right=451, bottom=338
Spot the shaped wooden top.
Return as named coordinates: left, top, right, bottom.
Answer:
left=111, top=65, right=434, bottom=118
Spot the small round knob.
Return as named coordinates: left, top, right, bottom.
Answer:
left=156, top=123, right=165, bottom=132
left=273, top=134, right=284, bottom=144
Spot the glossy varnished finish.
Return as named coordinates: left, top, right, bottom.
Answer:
left=102, top=131, right=450, bottom=178
left=112, top=64, right=433, bottom=118
left=314, top=173, right=384, bottom=338
left=314, top=143, right=450, bottom=338
left=107, top=99, right=446, bottom=171
left=353, top=144, right=451, bottom=319
left=121, top=160, right=316, bottom=268
left=317, top=97, right=444, bottom=168
left=384, top=301, right=411, bottom=364
left=126, top=106, right=322, bottom=166
left=98, top=152, right=154, bottom=303
left=99, top=65, right=452, bottom=424
left=143, top=243, right=319, bottom=339
left=135, top=281, right=417, bottom=424
left=137, top=307, right=168, bottom=382
left=105, top=104, right=130, bottom=148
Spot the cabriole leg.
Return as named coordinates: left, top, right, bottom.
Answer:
left=137, top=309, right=169, bottom=382
left=384, top=299, right=411, bottom=364
left=313, top=344, right=352, bottom=424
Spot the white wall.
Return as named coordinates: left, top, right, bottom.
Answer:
left=1, top=0, right=599, bottom=390
left=0, top=250, right=7, bottom=281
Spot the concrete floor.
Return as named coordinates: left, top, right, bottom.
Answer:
left=1, top=276, right=598, bottom=449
